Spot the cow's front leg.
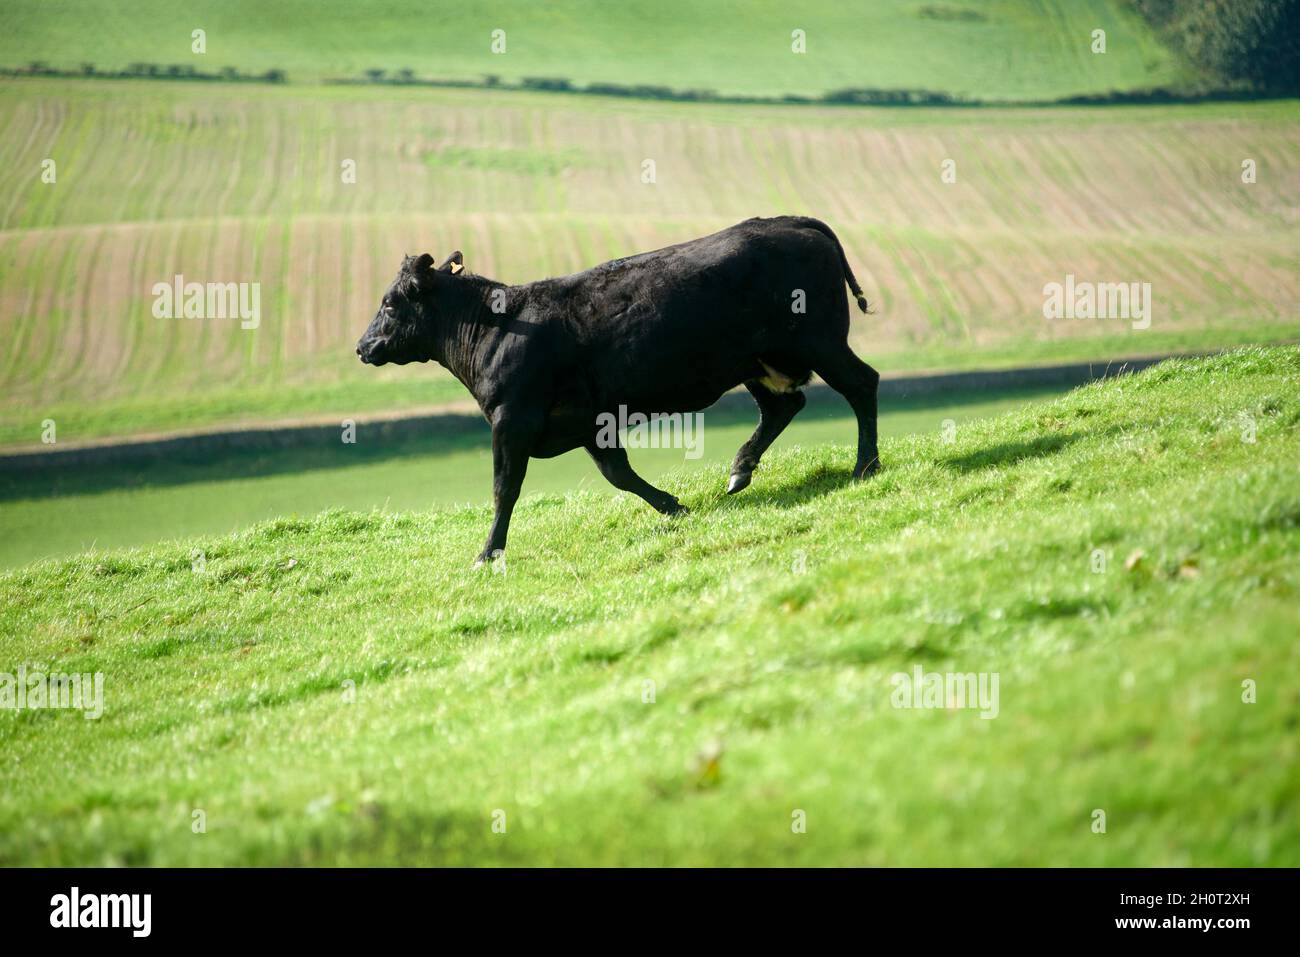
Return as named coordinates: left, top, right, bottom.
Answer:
left=475, top=411, right=540, bottom=567
left=585, top=442, right=687, bottom=516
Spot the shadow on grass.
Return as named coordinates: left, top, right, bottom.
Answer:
left=719, top=462, right=856, bottom=512
left=939, top=432, right=1085, bottom=473
left=0, top=384, right=1065, bottom=504
left=725, top=410, right=1101, bottom=511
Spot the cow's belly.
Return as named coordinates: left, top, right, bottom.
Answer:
left=599, top=341, right=759, bottom=413
left=617, top=364, right=758, bottom=413
left=532, top=379, right=598, bottom=458
left=531, top=361, right=750, bottom=458
left=533, top=405, right=591, bottom=458
left=618, top=380, right=735, bottom=414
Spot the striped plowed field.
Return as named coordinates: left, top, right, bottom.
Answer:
left=0, top=79, right=1296, bottom=437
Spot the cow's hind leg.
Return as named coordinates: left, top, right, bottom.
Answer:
left=810, top=348, right=881, bottom=478
left=727, top=381, right=806, bottom=494
left=585, top=442, right=688, bottom=515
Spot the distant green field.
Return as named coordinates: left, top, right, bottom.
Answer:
left=3, top=0, right=1188, bottom=100
left=1, top=77, right=1295, bottom=448
left=0, top=385, right=1063, bottom=568
left=2, top=348, right=1295, bottom=865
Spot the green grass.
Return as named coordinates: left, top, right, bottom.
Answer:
left=3, top=0, right=1189, bottom=100
left=0, top=385, right=1062, bottom=568
left=1, top=347, right=1296, bottom=865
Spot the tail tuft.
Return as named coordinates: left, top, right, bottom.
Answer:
left=855, top=294, right=871, bottom=314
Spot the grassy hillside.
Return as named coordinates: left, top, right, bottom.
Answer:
left=1, top=347, right=1296, bottom=866
left=0, top=386, right=1062, bottom=569
left=1, top=78, right=1296, bottom=447
left=3, top=0, right=1188, bottom=100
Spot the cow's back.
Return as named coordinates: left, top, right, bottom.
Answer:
left=548, top=218, right=847, bottom=410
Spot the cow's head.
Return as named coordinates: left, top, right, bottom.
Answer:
left=355, top=251, right=464, bottom=366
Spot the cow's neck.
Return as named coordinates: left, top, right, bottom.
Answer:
left=433, top=282, right=510, bottom=397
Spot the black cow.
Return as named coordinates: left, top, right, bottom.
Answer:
left=356, top=216, right=880, bottom=566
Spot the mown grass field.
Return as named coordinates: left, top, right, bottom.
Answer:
left=1, top=348, right=1296, bottom=866
left=1, top=77, right=1296, bottom=447
left=3, top=0, right=1187, bottom=99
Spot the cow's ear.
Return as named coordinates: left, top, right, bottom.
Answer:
left=437, top=251, right=464, bottom=275
left=413, top=253, right=435, bottom=273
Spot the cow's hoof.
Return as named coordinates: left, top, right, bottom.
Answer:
left=663, top=500, right=689, bottom=517
left=473, top=549, right=505, bottom=569
left=726, top=471, right=751, bottom=495
left=855, top=457, right=881, bottom=480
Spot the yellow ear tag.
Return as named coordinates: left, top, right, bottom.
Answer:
left=450, top=261, right=464, bottom=275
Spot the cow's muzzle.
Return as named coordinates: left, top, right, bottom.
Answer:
left=356, top=340, right=381, bottom=365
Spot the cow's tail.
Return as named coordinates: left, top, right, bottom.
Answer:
left=797, top=217, right=872, bottom=314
